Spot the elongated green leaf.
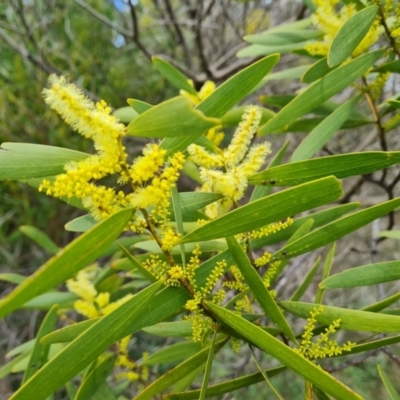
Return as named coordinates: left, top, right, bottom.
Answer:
left=250, top=141, right=289, bottom=202
left=23, top=292, right=77, bottom=310
left=152, top=56, right=197, bottom=95
left=0, top=273, right=26, bottom=285
left=262, top=65, right=310, bottom=83
left=41, top=319, right=100, bottom=345
left=315, top=242, right=335, bottom=304
left=142, top=342, right=201, bottom=366
left=273, top=198, right=400, bottom=260
left=142, top=321, right=193, bottom=338
left=180, top=176, right=342, bottom=243
left=0, top=208, right=133, bottom=319
left=75, top=353, right=116, bottom=400
left=250, top=203, right=359, bottom=250
left=221, top=106, right=274, bottom=127
left=199, top=331, right=217, bottom=400
left=6, top=340, right=35, bottom=359
left=23, top=306, right=58, bottom=383
left=206, top=303, right=362, bottom=400
left=259, top=49, right=384, bottom=135
left=290, top=256, right=321, bottom=301
left=245, top=30, right=323, bottom=45
left=373, top=60, right=400, bottom=73
left=133, top=340, right=226, bottom=400
left=171, top=186, right=186, bottom=267
left=0, top=352, right=29, bottom=380
left=127, top=96, right=218, bottom=138
left=118, top=245, right=157, bottom=282
left=281, top=301, right=400, bottom=333
left=226, top=236, right=296, bottom=342
left=0, top=143, right=88, bottom=181
left=127, top=99, right=153, bottom=114
left=378, top=230, right=400, bottom=240
left=10, top=281, right=162, bottom=400
left=170, top=192, right=222, bottom=215
left=237, top=42, right=310, bottom=58
left=321, top=261, right=400, bottom=289
left=345, top=335, right=400, bottom=356
left=302, top=58, right=336, bottom=83
left=250, top=152, right=400, bottom=186
left=164, top=366, right=285, bottom=399
left=19, top=225, right=59, bottom=254
left=161, top=55, right=280, bottom=155
left=328, top=6, right=378, bottom=67
left=290, top=96, right=361, bottom=162
left=113, top=106, right=138, bottom=123
left=378, top=365, right=400, bottom=400
left=363, top=292, right=400, bottom=313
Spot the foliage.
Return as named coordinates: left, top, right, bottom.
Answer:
left=2, top=0, right=400, bottom=399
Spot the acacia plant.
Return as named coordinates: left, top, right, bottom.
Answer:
left=2, top=0, right=400, bottom=399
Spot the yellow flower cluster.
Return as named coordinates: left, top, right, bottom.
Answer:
left=180, top=80, right=216, bottom=106
left=161, top=228, right=181, bottom=252
left=189, top=106, right=270, bottom=219
left=305, top=0, right=381, bottom=58
left=255, top=251, right=272, bottom=267
left=39, top=75, right=185, bottom=231
left=296, top=306, right=355, bottom=360
left=248, top=218, right=294, bottom=239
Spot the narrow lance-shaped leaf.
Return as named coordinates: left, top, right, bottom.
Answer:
left=321, top=261, right=400, bottom=289
left=23, top=305, right=58, bottom=383
left=133, top=339, right=227, bottom=400
left=10, top=281, right=163, bottom=400
left=259, top=49, right=384, bottom=135
left=0, top=208, right=133, bottom=319
left=250, top=152, right=400, bottom=186
left=127, top=96, right=218, bottom=138
left=273, top=198, right=400, bottom=260
left=290, top=96, right=361, bottom=162
left=281, top=301, right=400, bottom=333
left=0, top=143, right=88, bottom=181
left=161, top=54, right=280, bottom=155
left=152, top=56, right=197, bottom=95
left=290, top=256, right=321, bottom=302
left=199, top=331, right=217, bottom=400
left=328, top=6, right=378, bottom=67
left=206, top=303, right=363, bottom=400
left=127, top=99, right=153, bottom=114
left=180, top=176, right=343, bottom=243
left=315, top=242, right=336, bottom=304
left=226, top=236, right=296, bottom=342
left=75, top=353, right=116, bottom=400
left=302, top=57, right=336, bottom=84
left=377, top=365, right=400, bottom=400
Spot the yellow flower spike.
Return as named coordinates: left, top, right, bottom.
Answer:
left=73, top=300, right=100, bottom=319
left=188, top=144, right=223, bottom=169
left=95, top=292, right=110, bottom=308
left=66, top=270, right=98, bottom=302
left=237, top=143, right=271, bottom=177
left=223, top=106, right=262, bottom=168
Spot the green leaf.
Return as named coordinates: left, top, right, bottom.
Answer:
left=127, top=99, right=153, bottom=114
left=321, top=261, right=400, bottom=289
left=290, top=256, right=321, bottom=301
left=262, top=65, right=311, bottom=83
left=237, top=42, right=310, bottom=58
left=290, top=96, right=361, bottom=162
left=10, top=281, right=162, bottom=400
left=23, top=306, right=58, bottom=383
left=302, top=58, right=336, bottom=83
left=259, top=49, right=384, bottom=135
left=152, top=56, right=197, bottom=95
left=328, top=6, right=378, bottom=67
left=164, top=366, right=285, bottom=399
left=141, top=321, right=193, bottom=338
left=161, top=55, right=280, bottom=155
left=378, top=365, right=400, bottom=400
left=171, top=187, right=186, bottom=267
left=171, top=192, right=223, bottom=215
left=226, top=236, right=296, bottom=342
left=113, top=106, right=139, bottom=123
left=281, top=301, right=400, bottom=333
left=75, top=353, right=116, bottom=400
left=199, top=331, right=217, bottom=400
left=64, top=214, right=98, bottom=232
left=23, top=292, right=77, bottom=310
left=0, top=208, right=133, bottom=319
left=388, top=100, right=400, bottom=109
left=344, top=335, right=400, bottom=357
left=118, top=245, right=157, bottom=282
left=244, top=30, right=323, bottom=45
left=250, top=203, right=360, bottom=250
left=19, top=225, right=59, bottom=254
left=0, top=143, right=88, bottom=181
left=221, top=106, right=274, bottom=127
left=205, top=303, right=363, bottom=400
left=41, top=319, right=99, bottom=345
left=141, top=342, right=202, bottom=366
left=180, top=176, right=343, bottom=243
left=0, top=273, right=26, bottom=285
left=127, top=97, right=218, bottom=138
left=363, top=292, right=400, bottom=313
left=315, top=242, right=335, bottom=304
left=0, top=352, right=29, bottom=380
left=373, top=60, right=400, bottom=73
left=133, top=339, right=227, bottom=400
left=273, top=198, right=400, bottom=260
left=250, top=152, right=400, bottom=186
left=378, top=230, right=400, bottom=240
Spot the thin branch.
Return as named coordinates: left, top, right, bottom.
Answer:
left=378, top=5, right=400, bottom=59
